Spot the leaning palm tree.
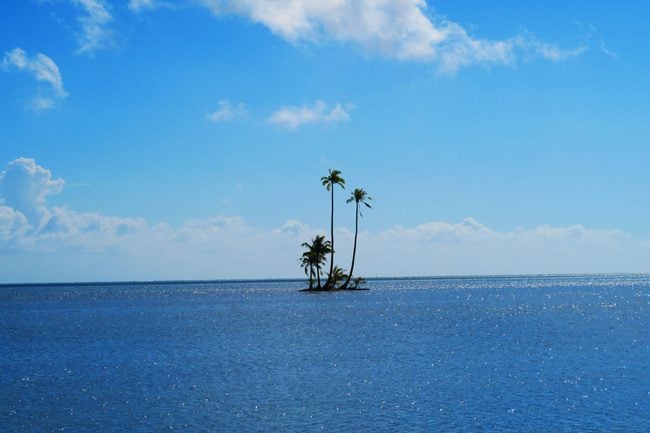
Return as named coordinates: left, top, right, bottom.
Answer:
left=321, top=169, right=345, bottom=288
left=307, top=234, right=332, bottom=290
left=340, top=188, right=372, bottom=290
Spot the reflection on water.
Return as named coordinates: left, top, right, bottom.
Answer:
left=1, top=275, right=649, bottom=432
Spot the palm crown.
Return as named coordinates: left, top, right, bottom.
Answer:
left=321, top=169, right=346, bottom=191
left=347, top=188, right=372, bottom=215
left=300, top=235, right=332, bottom=289
left=304, top=235, right=332, bottom=261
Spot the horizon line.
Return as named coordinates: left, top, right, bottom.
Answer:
left=2, top=272, right=649, bottom=288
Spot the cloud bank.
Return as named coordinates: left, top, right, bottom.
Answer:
left=0, top=158, right=647, bottom=283
left=2, top=48, right=68, bottom=109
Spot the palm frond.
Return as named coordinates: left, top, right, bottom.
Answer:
left=322, top=169, right=346, bottom=190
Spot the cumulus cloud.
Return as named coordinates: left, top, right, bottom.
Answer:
left=70, top=0, right=114, bottom=54
left=0, top=206, right=29, bottom=242
left=2, top=48, right=68, bottom=109
left=196, top=0, right=585, bottom=74
left=207, top=99, right=249, bottom=123
left=269, top=100, right=351, bottom=130
left=0, top=158, right=65, bottom=227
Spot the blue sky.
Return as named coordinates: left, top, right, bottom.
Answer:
left=1, top=0, right=649, bottom=282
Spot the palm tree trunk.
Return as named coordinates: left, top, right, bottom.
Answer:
left=342, top=202, right=359, bottom=289
left=326, top=187, right=335, bottom=289
left=316, top=264, right=321, bottom=289
left=308, top=263, right=314, bottom=289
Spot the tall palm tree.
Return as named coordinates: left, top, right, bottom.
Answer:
left=341, top=188, right=371, bottom=289
left=305, top=234, right=332, bottom=290
left=321, top=169, right=345, bottom=288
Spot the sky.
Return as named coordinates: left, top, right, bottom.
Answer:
left=1, top=0, right=650, bottom=283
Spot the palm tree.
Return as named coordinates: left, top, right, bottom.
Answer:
left=298, top=252, right=315, bottom=290
left=351, top=276, right=366, bottom=290
left=321, top=169, right=345, bottom=288
left=300, top=239, right=317, bottom=289
left=305, top=235, right=331, bottom=290
left=341, top=188, right=371, bottom=290
left=329, top=265, right=348, bottom=289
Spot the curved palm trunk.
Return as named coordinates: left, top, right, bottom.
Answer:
left=326, top=187, right=335, bottom=289
left=308, top=263, right=314, bottom=289
left=341, top=202, right=359, bottom=290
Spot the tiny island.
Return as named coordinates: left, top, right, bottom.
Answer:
left=299, top=169, right=372, bottom=291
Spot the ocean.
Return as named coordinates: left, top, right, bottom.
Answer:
left=1, top=275, right=649, bottom=432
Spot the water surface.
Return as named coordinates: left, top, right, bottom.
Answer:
left=2, top=275, right=649, bottom=432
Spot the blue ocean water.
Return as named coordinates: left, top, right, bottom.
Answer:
left=1, top=275, right=649, bottom=432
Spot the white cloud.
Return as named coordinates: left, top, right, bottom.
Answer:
left=274, top=219, right=311, bottom=235
left=269, top=100, right=351, bottom=130
left=128, top=0, right=156, bottom=12
left=128, top=0, right=175, bottom=13
left=71, top=0, right=114, bottom=54
left=1, top=159, right=647, bottom=282
left=196, top=0, right=585, bottom=74
left=366, top=219, right=631, bottom=276
left=529, top=40, right=586, bottom=62
left=38, top=0, right=591, bottom=72
left=0, top=206, right=29, bottom=242
left=383, top=217, right=496, bottom=242
left=2, top=49, right=67, bottom=96
left=380, top=217, right=625, bottom=245
left=2, top=48, right=68, bottom=109
left=200, top=0, right=444, bottom=57
left=0, top=158, right=65, bottom=227
left=41, top=207, right=147, bottom=238
left=207, top=99, right=249, bottom=123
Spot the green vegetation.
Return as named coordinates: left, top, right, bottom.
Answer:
left=299, top=235, right=332, bottom=290
left=351, top=277, right=367, bottom=290
left=300, top=170, right=371, bottom=291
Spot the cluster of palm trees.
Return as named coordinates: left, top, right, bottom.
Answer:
left=299, top=169, right=372, bottom=291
